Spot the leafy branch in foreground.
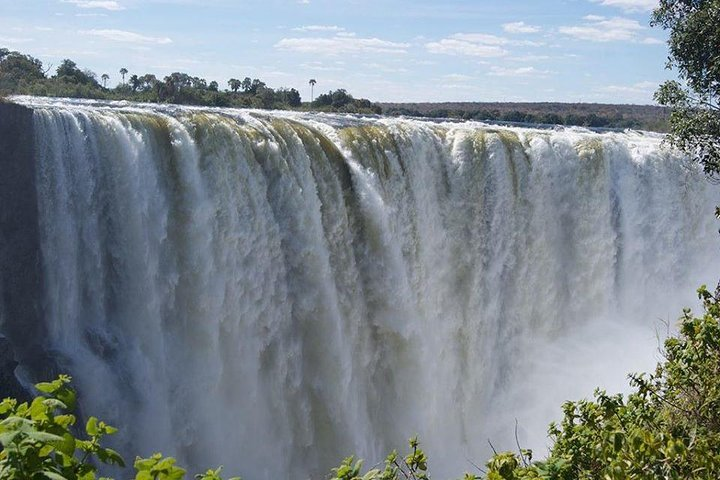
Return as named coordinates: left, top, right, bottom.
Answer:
left=652, top=0, right=720, bottom=179
left=0, top=375, right=240, bottom=480
left=330, top=436, right=429, bottom=480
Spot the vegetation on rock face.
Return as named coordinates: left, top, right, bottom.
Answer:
left=652, top=0, right=720, bottom=178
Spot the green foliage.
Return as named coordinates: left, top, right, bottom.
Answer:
left=0, top=374, right=123, bottom=480
left=481, top=285, right=720, bottom=480
left=330, top=437, right=429, bottom=480
left=0, top=376, right=240, bottom=480
left=313, top=89, right=382, bottom=114
left=0, top=47, right=381, bottom=113
left=0, top=48, right=46, bottom=93
left=652, top=0, right=720, bottom=178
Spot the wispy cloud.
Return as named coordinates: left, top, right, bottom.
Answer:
left=275, top=35, right=409, bottom=54
left=508, top=54, right=551, bottom=62
left=0, top=36, right=34, bottom=44
left=503, top=21, right=541, bottom=34
left=641, top=37, right=663, bottom=44
left=598, top=80, right=659, bottom=102
left=80, top=29, right=172, bottom=44
left=601, top=80, right=657, bottom=93
left=62, top=0, right=124, bottom=11
left=426, top=32, right=543, bottom=57
left=590, top=0, right=658, bottom=12
left=443, top=73, right=474, bottom=81
left=426, top=33, right=508, bottom=57
left=299, top=61, right=345, bottom=72
left=292, top=25, right=345, bottom=32
left=488, top=66, right=552, bottom=77
left=559, top=16, right=647, bottom=42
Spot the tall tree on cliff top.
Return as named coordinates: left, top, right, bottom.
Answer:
left=309, top=78, right=316, bottom=103
left=652, top=0, right=720, bottom=180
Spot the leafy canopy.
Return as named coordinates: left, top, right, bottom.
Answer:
left=652, top=0, right=720, bottom=179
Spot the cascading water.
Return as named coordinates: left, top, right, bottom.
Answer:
left=2, top=96, right=718, bottom=479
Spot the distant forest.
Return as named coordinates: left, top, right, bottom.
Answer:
left=1, top=47, right=669, bottom=131
left=382, top=101, right=670, bottom=132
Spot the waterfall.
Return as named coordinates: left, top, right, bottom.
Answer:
left=3, top=97, right=718, bottom=479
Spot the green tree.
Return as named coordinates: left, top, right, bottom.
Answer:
left=119, top=67, right=128, bottom=84
left=55, top=59, right=98, bottom=86
left=227, top=78, right=241, bottom=93
left=652, top=0, right=720, bottom=179
left=101, top=73, right=109, bottom=88
left=309, top=78, right=316, bottom=103
left=0, top=49, right=45, bottom=92
left=241, top=77, right=252, bottom=93
left=129, top=74, right=141, bottom=92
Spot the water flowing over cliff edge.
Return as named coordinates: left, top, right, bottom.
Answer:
left=0, top=97, right=717, bottom=479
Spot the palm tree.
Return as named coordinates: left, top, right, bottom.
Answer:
left=309, top=78, right=317, bottom=103
left=119, top=67, right=128, bottom=84
left=129, top=74, right=140, bottom=92
left=228, top=78, right=241, bottom=93
left=101, top=73, right=109, bottom=88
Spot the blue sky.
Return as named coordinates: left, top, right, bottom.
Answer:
left=0, top=0, right=672, bottom=104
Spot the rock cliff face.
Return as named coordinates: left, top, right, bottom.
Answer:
left=0, top=102, right=43, bottom=399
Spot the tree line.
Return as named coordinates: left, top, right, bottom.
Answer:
left=0, top=48, right=381, bottom=114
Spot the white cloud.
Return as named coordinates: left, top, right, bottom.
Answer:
left=559, top=16, right=646, bottom=42
left=62, top=0, right=124, bottom=11
left=443, top=73, right=474, bottom=81
left=641, top=37, right=663, bottom=44
left=426, top=33, right=508, bottom=57
left=275, top=35, right=409, bottom=54
left=450, top=33, right=508, bottom=45
left=599, top=80, right=659, bottom=102
left=292, top=25, right=345, bottom=32
left=363, top=62, right=409, bottom=73
left=509, top=54, right=551, bottom=62
left=503, top=21, right=541, bottom=34
left=0, top=36, right=34, bottom=44
left=602, top=80, right=657, bottom=93
left=425, top=32, right=544, bottom=57
left=80, top=29, right=172, bottom=44
left=299, top=61, right=345, bottom=72
left=488, top=66, right=552, bottom=77
left=590, top=0, right=658, bottom=12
